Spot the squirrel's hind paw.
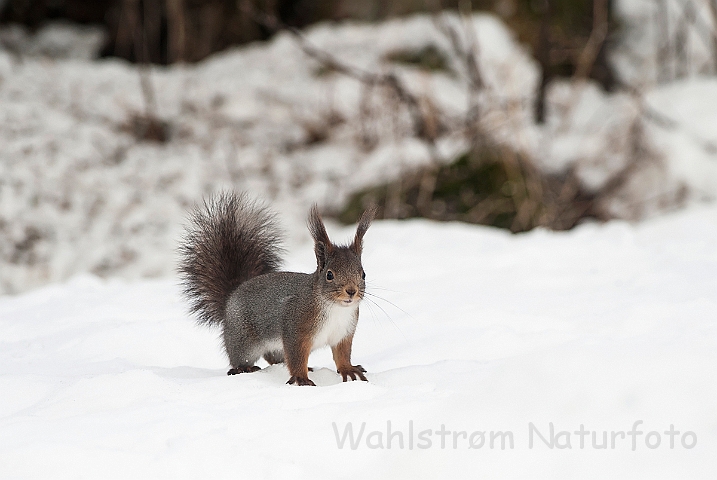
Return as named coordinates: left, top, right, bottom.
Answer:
left=338, top=365, right=368, bottom=382
left=287, top=376, right=316, bottom=386
left=227, top=365, right=261, bottom=375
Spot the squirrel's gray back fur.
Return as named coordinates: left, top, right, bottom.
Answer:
left=178, top=192, right=285, bottom=327
left=223, top=271, right=314, bottom=360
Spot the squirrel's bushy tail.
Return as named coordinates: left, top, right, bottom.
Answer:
left=178, top=192, right=284, bottom=326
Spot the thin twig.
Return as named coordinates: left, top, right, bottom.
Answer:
left=242, top=2, right=435, bottom=150
left=574, top=0, right=609, bottom=80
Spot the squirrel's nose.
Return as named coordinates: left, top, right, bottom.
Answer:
left=346, top=288, right=357, bottom=298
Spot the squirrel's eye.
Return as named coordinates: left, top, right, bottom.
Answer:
left=361, top=271, right=366, bottom=280
left=326, top=270, right=334, bottom=280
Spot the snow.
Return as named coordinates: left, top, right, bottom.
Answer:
left=542, top=80, right=641, bottom=189
left=1, top=9, right=716, bottom=474
left=644, top=78, right=717, bottom=195
left=0, top=13, right=534, bottom=294
left=1, top=4, right=715, bottom=477
left=2, top=11, right=717, bottom=294
left=613, top=0, right=717, bottom=86
left=0, top=21, right=106, bottom=60
left=1, top=204, right=716, bottom=479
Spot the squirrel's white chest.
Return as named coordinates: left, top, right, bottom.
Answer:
left=312, top=303, right=358, bottom=349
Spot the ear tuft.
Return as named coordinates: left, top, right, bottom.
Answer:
left=350, top=205, right=377, bottom=255
left=308, top=204, right=333, bottom=269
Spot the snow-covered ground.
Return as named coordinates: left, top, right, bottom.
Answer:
left=1, top=204, right=715, bottom=479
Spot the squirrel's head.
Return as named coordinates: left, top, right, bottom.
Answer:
left=308, top=205, right=376, bottom=307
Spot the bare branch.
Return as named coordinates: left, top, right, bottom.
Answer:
left=241, top=2, right=435, bottom=150
left=574, top=0, right=609, bottom=80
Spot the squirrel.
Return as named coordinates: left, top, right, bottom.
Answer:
left=178, top=192, right=376, bottom=386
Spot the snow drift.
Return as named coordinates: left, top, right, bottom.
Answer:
left=1, top=205, right=715, bottom=478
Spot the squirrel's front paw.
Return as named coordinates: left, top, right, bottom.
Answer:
left=287, top=376, right=316, bottom=386
left=337, top=365, right=368, bottom=382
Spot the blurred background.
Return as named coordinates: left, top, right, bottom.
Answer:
left=1, top=0, right=716, bottom=294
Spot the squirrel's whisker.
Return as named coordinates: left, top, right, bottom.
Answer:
left=364, top=291, right=415, bottom=321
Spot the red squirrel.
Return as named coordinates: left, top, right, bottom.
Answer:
left=179, top=192, right=375, bottom=386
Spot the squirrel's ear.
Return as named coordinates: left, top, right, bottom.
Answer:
left=350, top=205, right=377, bottom=255
left=314, top=241, right=329, bottom=270
left=308, top=204, right=333, bottom=269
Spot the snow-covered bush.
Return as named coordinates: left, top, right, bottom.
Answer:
left=1, top=10, right=716, bottom=294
